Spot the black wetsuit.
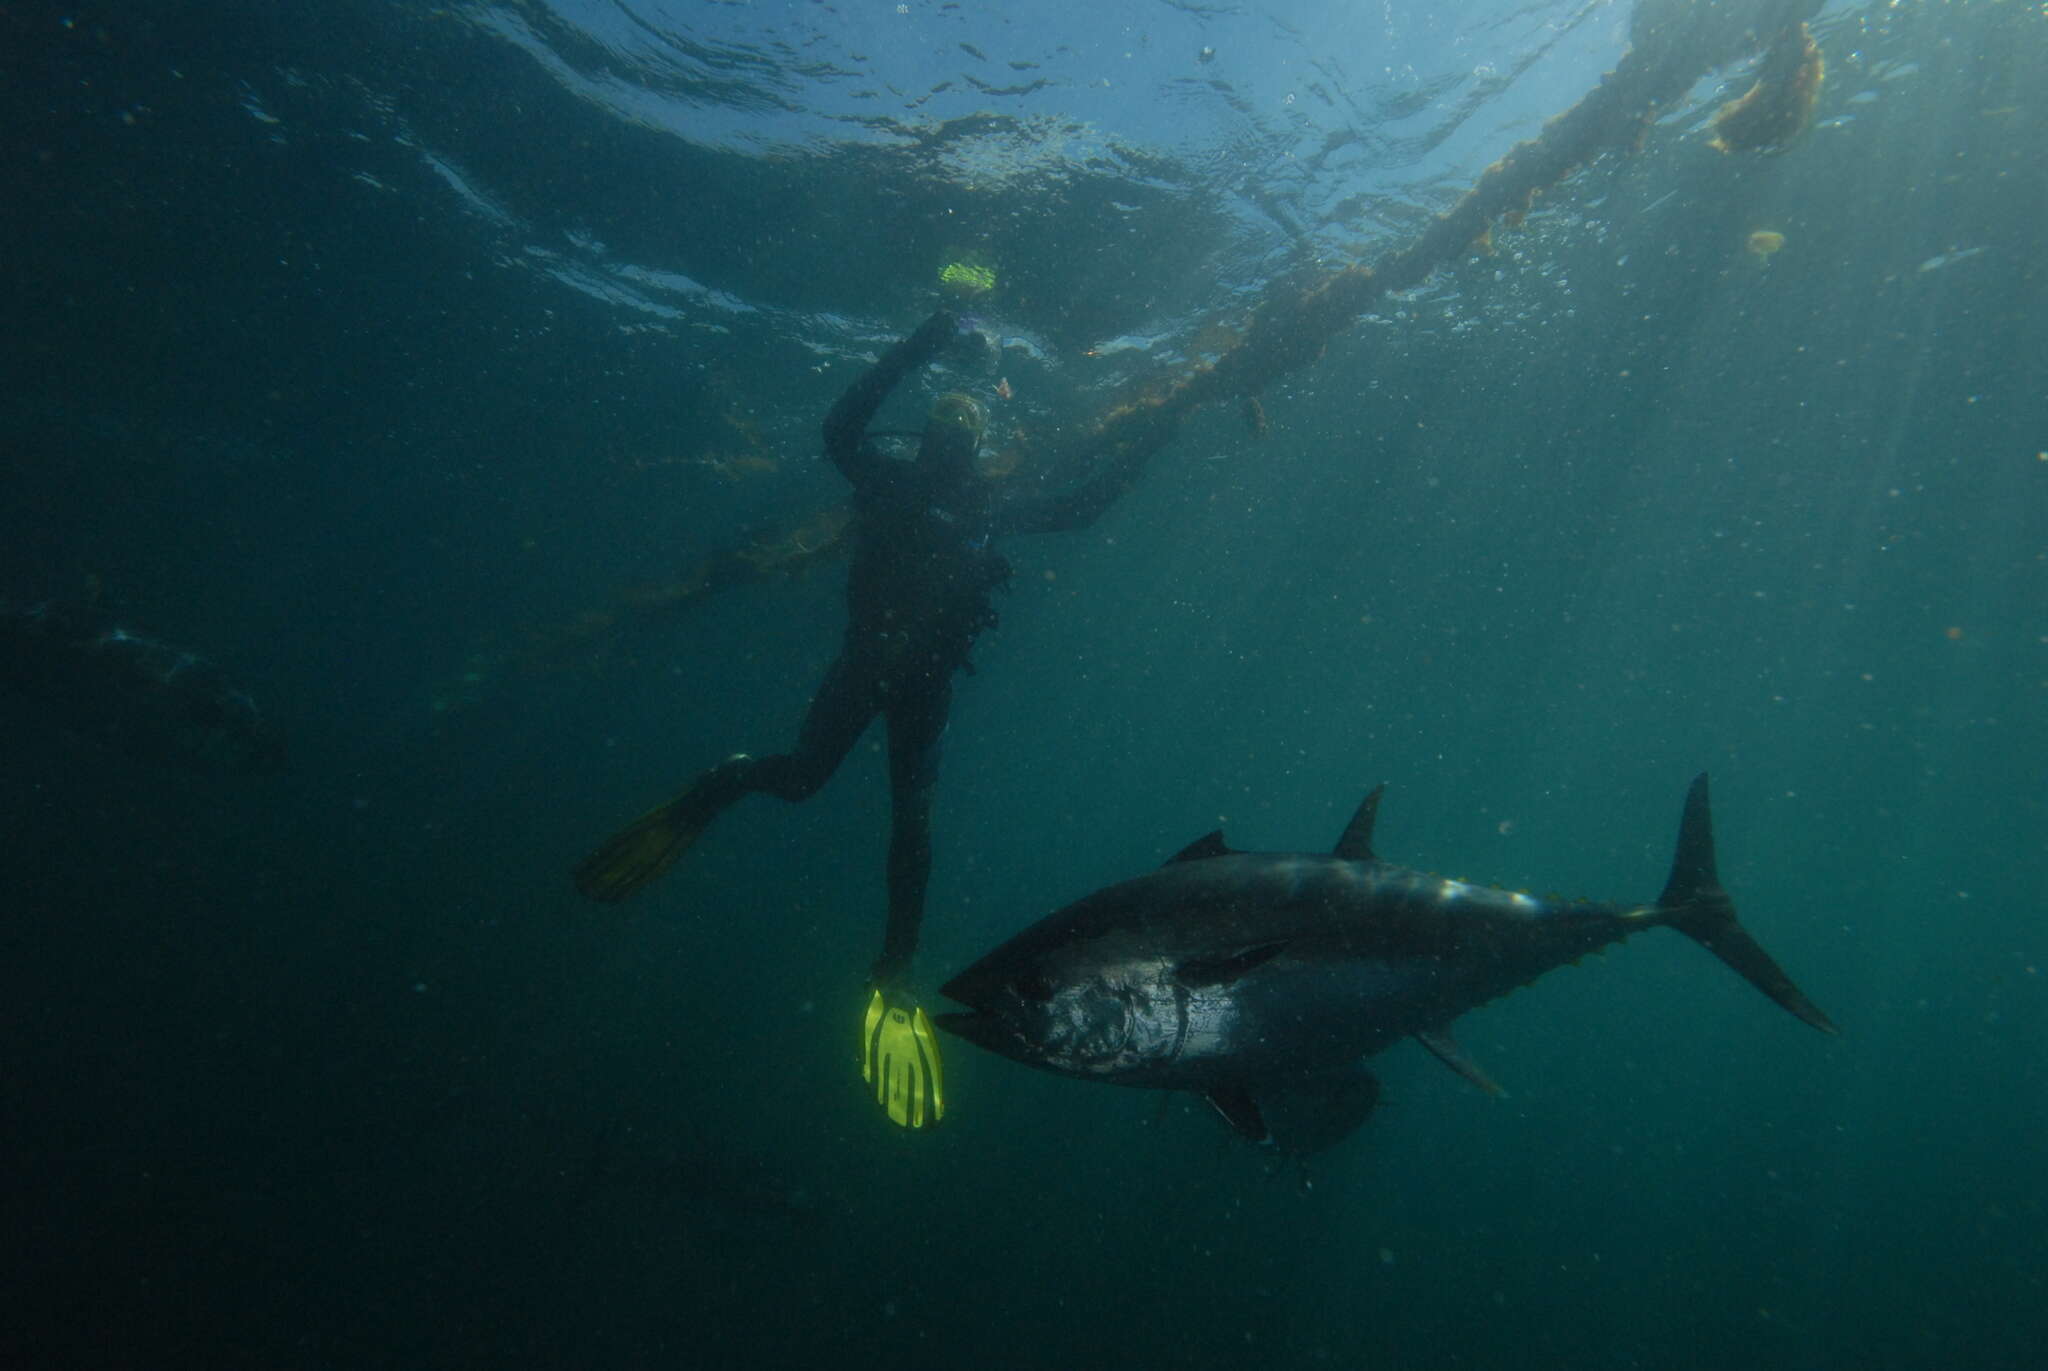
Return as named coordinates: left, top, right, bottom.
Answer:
left=674, top=311, right=1150, bottom=984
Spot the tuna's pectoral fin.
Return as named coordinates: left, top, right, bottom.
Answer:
left=1204, top=1085, right=1269, bottom=1143
left=1414, top=1026, right=1508, bottom=1097
left=1178, top=941, right=1288, bottom=989
left=1213, top=1065, right=1384, bottom=1156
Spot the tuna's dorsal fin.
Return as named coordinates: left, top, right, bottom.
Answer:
left=1332, top=784, right=1386, bottom=861
left=1203, top=1085, right=1269, bottom=1144
left=1179, top=941, right=1287, bottom=989
left=1164, top=830, right=1233, bottom=865
left=1414, top=1026, right=1508, bottom=1098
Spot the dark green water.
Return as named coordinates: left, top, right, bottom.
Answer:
left=3, top=1, right=2042, bottom=1367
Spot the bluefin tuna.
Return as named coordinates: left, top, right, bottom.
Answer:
left=938, top=775, right=1832, bottom=1151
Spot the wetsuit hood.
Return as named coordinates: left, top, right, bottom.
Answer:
left=919, top=392, right=986, bottom=471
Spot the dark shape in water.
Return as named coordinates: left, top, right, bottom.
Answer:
left=939, top=776, right=1832, bottom=1156
left=0, top=600, right=285, bottom=774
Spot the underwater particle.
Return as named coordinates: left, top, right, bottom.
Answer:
left=1944, top=626, right=1965, bottom=641
left=1746, top=229, right=1786, bottom=259
left=939, top=261, right=997, bottom=296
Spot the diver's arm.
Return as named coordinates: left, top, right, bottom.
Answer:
left=994, top=443, right=1153, bottom=536
left=822, top=310, right=960, bottom=487
left=996, top=395, right=1184, bottom=536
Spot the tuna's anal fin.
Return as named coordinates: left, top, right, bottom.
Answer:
left=1165, top=830, right=1233, bottom=865
left=1204, top=1085, right=1269, bottom=1144
left=1658, top=773, right=1839, bottom=1035
left=1332, top=784, right=1385, bottom=861
left=1414, top=1026, right=1508, bottom=1097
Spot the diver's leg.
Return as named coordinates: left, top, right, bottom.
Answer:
left=873, top=671, right=952, bottom=984
left=574, top=652, right=877, bottom=902
left=860, top=671, right=954, bottom=1128
left=740, top=649, right=878, bottom=802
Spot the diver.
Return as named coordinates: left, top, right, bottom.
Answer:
left=574, top=308, right=1160, bottom=1128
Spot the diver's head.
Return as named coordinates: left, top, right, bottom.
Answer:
left=919, top=391, right=987, bottom=470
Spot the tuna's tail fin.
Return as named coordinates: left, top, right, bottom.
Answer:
left=1654, top=773, right=1838, bottom=1034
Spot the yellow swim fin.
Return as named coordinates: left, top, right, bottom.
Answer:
left=573, top=795, right=707, bottom=903
left=862, top=988, right=945, bottom=1128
